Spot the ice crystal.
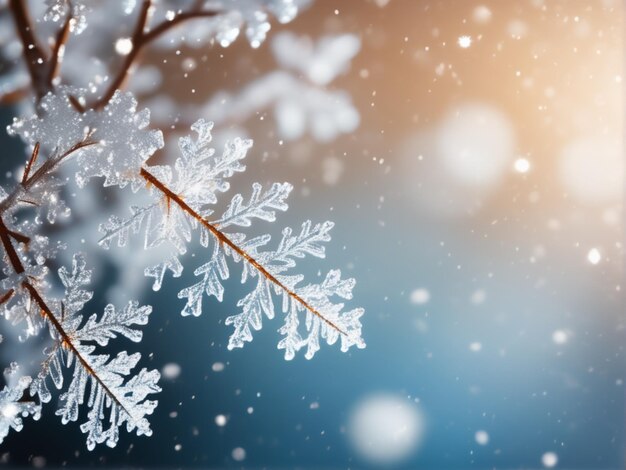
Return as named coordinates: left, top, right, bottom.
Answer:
left=29, top=254, right=160, bottom=450
left=99, top=119, right=252, bottom=283
left=9, top=87, right=164, bottom=190
left=0, top=376, right=41, bottom=444
left=100, top=119, right=365, bottom=359
left=155, top=0, right=312, bottom=48
left=44, top=0, right=96, bottom=34
left=0, top=0, right=363, bottom=451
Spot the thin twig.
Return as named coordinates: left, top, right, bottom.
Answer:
left=23, top=281, right=132, bottom=418
left=0, top=139, right=98, bottom=216
left=0, top=205, right=131, bottom=418
left=22, top=143, right=40, bottom=185
left=8, top=0, right=49, bottom=100
left=0, top=289, right=15, bottom=306
left=0, top=87, right=30, bottom=105
left=140, top=167, right=348, bottom=337
left=92, top=1, right=219, bottom=110
left=47, top=12, right=73, bottom=87
left=91, top=0, right=152, bottom=110
left=0, top=217, right=25, bottom=274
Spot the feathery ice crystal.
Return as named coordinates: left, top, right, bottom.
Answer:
left=0, top=0, right=364, bottom=451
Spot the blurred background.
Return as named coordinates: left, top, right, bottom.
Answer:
left=0, top=0, right=624, bottom=468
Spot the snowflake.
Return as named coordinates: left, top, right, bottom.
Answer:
left=0, top=377, right=41, bottom=444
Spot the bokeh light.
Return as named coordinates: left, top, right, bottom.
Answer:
left=347, top=394, right=425, bottom=465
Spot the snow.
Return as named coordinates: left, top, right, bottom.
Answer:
left=542, top=451, right=558, bottom=468
left=474, top=430, right=489, bottom=445
left=348, top=394, right=424, bottom=464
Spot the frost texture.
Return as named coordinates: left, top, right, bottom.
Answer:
left=0, top=224, right=64, bottom=341
left=99, top=119, right=253, bottom=286
left=29, top=254, right=160, bottom=450
left=100, top=120, right=365, bottom=359
left=154, top=119, right=250, bottom=211
left=0, top=376, right=41, bottom=444
left=155, top=0, right=312, bottom=48
left=9, top=87, right=164, bottom=190
left=0, top=0, right=364, bottom=449
left=44, top=0, right=136, bottom=35
left=44, top=0, right=96, bottom=34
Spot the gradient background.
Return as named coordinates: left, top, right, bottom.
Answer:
left=0, top=0, right=624, bottom=468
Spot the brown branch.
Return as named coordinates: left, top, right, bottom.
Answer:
left=91, top=0, right=152, bottom=110
left=0, top=289, right=15, bottom=306
left=47, top=11, right=73, bottom=88
left=8, top=0, right=49, bottom=101
left=0, top=146, right=134, bottom=424
left=0, top=194, right=131, bottom=418
left=22, top=142, right=39, bottom=185
left=9, top=0, right=221, bottom=109
left=92, top=1, right=219, bottom=110
left=0, top=138, right=98, bottom=219
left=67, top=94, right=86, bottom=113
left=0, top=87, right=30, bottom=105
left=23, top=138, right=97, bottom=190
left=140, top=167, right=348, bottom=337
left=0, top=217, right=25, bottom=275
left=22, top=281, right=132, bottom=418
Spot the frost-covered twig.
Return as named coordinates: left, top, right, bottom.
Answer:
left=0, top=0, right=364, bottom=451
left=141, top=166, right=348, bottom=336
left=7, top=0, right=48, bottom=99
left=91, top=0, right=220, bottom=110
left=46, top=7, right=72, bottom=88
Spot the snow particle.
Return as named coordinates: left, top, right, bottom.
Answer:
left=215, top=414, right=227, bottom=427
left=470, top=289, right=486, bottom=305
left=347, top=394, right=425, bottom=464
left=514, top=157, right=531, bottom=173
left=212, top=362, right=225, bottom=372
left=182, top=57, right=197, bottom=72
left=161, top=362, right=181, bottom=380
left=558, top=136, right=622, bottom=205
left=437, top=103, right=515, bottom=189
left=475, top=430, right=489, bottom=445
left=232, top=447, right=246, bottom=462
left=508, top=19, right=529, bottom=40
left=473, top=5, right=492, bottom=23
left=542, top=451, right=558, bottom=468
left=587, top=248, right=601, bottom=265
left=114, top=38, right=133, bottom=56
left=552, top=330, right=568, bottom=345
left=410, top=288, right=430, bottom=305
left=457, top=36, right=472, bottom=48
